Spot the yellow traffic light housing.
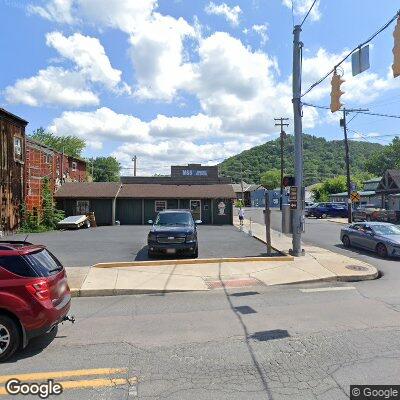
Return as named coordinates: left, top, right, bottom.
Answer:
left=330, top=72, right=345, bottom=113
left=393, top=16, right=400, bottom=78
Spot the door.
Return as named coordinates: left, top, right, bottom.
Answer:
left=190, top=200, right=201, bottom=221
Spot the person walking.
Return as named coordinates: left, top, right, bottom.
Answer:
left=238, top=207, right=245, bottom=227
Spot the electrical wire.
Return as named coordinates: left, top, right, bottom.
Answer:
left=301, top=10, right=400, bottom=98
left=300, top=0, right=318, bottom=27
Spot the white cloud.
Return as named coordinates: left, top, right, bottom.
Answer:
left=301, top=48, right=400, bottom=105
left=29, top=0, right=157, bottom=32
left=252, top=24, right=269, bottom=45
left=282, top=0, right=321, bottom=22
left=49, top=107, right=151, bottom=147
left=28, top=0, right=75, bottom=24
left=204, top=2, right=242, bottom=26
left=4, top=67, right=99, bottom=107
left=130, top=14, right=196, bottom=100
left=46, top=31, right=123, bottom=91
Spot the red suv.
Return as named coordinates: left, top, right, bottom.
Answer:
left=0, top=241, right=71, bottom=361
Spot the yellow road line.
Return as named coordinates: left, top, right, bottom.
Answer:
left=0, top=368, right=128, bottom=384
left=0, top=376, right=137, bottom=395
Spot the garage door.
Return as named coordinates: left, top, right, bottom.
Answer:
left=90, top=200, right=113, bottom=226
left=116, top=199, right=142, bottom=225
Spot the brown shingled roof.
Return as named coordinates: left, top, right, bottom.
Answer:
left=119, top=184, right=235, bottom=199
left=54, top=182, right=121, bottom=198
left=54, top=182, right=235, bottom=199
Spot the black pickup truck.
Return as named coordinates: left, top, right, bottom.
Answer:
left=147, top=210, right=202, bottom=258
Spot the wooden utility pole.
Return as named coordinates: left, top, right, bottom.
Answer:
left=132, top=155, right=137, bottom=177
left=274, top=118, right=289, bottom=211
left=264, top=191, right=272, bottom=255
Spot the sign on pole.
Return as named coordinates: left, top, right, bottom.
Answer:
left=350, top=191, right=361, bottom=203
left=352, top=45, right=370, bottom=76
left=289, top=186, right=298, bottom=210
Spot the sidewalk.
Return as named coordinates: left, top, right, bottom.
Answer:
left=66, top=219, right=378, bottom=297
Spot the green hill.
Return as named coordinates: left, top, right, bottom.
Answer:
left=219, top=134, right=384, bottom=186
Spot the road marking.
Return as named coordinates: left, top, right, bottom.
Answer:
left=0, top=368, right=128, bottom=384
left=300, top=286, right=356, bottom=293
left=0, top=377, right=138, bottom=395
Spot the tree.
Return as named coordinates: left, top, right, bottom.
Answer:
left=42, top=177, right=64, bottom=229
left=90, top=157, right=121, bottom=182
left=366, top=137, right=400, bottom=176
left=260, top=169, right=281, bottom=190
left=30, top=128, right=85, bottom=158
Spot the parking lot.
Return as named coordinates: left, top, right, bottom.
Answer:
left=8, top=225, right=275, bottom=267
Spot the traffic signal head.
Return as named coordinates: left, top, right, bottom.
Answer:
left=282, top=176, right=295, bottom=187
left=330, top=72, right=345, bottom=113
left=393, top=16, right=400, bottom=78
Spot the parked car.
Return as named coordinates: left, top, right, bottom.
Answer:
left=0, top=241, right=72, bottom=361
left=147, top=210, right=202, bottom=258
left=352, top=205, right=383, bottom=222
left=340, top=222, right=400, bottom=258
left=306, top=202, right=348, bottom=219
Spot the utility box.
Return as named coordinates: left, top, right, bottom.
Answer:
left=282, top=204, right=293, bottom=234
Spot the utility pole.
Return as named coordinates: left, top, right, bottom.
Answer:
left=274, top=117, right=289, bottom=211
left=132, top=155, right=137, bottom=177
left=240, top=162, right=244, bottom=206
left=292, top=25, right=304, bottom=257
left=342, top=109, right=352, bottom=223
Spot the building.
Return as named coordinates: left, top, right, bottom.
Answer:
left=0, top=108, right=28, bottom=233
left=25, top=138, right=87, bottom=213
left=376, top=170, right=400, bottom=210
left=231, top=182, right=259, bottom=206
left=329, top=178, right=381, bottom=207
left=55, top=164, right=236, bottom=225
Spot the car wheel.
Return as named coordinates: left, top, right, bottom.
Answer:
left=321, top=213, right=327, bottom=219
left=192, top=247, right=199, bottom=258
left=147, top=250, right=155, bottom=259
left=342, top=235, right=351, bottom=248
left=0, top=315, right=20, bottom=362
left=84, top=220, right=91, bottom=228
left=376, top=243, right=388, bottom=258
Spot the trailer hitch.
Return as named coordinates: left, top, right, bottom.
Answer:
left=62, top=315, right=76, bottom=324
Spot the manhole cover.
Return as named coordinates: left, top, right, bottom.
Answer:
left=346, top=265, right=369, bottom=271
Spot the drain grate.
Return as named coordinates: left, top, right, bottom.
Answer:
left=346, top=265, right=369, bottom=271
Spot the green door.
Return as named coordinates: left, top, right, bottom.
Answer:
left=116, top=199, right=142, bottom=224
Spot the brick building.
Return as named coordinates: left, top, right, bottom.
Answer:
left=25, top=138, right=87, bottom=213
left=0, top=108, right=28, bottom=233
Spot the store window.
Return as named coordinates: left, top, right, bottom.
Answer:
left=155, top=200, right=167, bottom=212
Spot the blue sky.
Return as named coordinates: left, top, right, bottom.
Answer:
left=1, top=0, right=399, bottom=174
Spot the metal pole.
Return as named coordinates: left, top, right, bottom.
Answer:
left=264, top=191, right=272, bottom=255
left=274, top=118, right=289, bottom=211
left=240, top=162, right=244, bottom=206
left=342, top=109, right=352, bottom=223
left=133, top=155, right=137, bottom=177
left=292, top=25, right=304, bottom=257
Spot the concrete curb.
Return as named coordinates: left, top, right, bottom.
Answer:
left=93, top=255, right=293, bottom=268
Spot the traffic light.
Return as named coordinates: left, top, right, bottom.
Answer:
left=282, top=176, right=295, bottom=187
left=393, top=16, right=400, bottom=78
left=330, top=71, right=345, bottom=113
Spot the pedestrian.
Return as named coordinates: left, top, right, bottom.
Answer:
left=238, top=207, right=245, bottom=227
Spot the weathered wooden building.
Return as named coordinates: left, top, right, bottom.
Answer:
left=0, top=108, right=28, bottom=233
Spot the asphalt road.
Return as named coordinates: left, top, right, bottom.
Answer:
left=2, top=209, right=399, bottom=399
left=2, top=282, right=399, bottom=399
left=7, top=225, right=274, bottom=267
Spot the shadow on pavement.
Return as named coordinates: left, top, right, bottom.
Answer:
left=5, top=327, right=58, bottom=363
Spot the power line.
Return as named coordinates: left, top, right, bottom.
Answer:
left=300, top=0, right=318, bottom=27
left=301, top=10, right=400, bottom=98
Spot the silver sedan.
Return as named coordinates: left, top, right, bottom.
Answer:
left=340, top=222, right=400, bottom=258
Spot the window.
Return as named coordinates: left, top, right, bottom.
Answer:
left=71, top=161, right=77, bottom=171
left=45, top=154, right=52, bottom=164
left=0, top=256, right=34, bottom=277
left=13, top=137, right=22, bottom=160
left=155, top=200, right=167, bottom=212
left=76, top=200, right=90, bottom=214
left=23, top=249, right=63, bottom=277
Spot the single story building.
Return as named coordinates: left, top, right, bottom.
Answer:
left=376, top=169, right=400, bottom=211
left=231, top=182, right=259, bottom=206
left=55, top=164, right=236, bottom=225
left=329, top=177, right=382, bottom=207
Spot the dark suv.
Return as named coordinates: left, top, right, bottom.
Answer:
left=147, top=210, right=201, bottom=258
left=0, top=241, right=71, bottom=361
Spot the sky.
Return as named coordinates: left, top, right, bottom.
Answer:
left=1, top=0, right=399, bottom=175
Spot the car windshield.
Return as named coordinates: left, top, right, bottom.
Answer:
left=155, top=212, right=193, bottom=226
left=372, top=225, right=400, bottom=236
